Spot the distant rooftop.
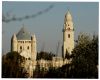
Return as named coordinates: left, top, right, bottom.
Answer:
left=16, top=26, right=32, bottom=40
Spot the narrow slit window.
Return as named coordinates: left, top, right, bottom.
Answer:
left=20, top=46, right=22, bottom=50
left=68, top=34, right=70, bottom=38
left=27, top=46, right=29, bottom=50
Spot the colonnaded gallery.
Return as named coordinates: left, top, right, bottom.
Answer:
left=11, top=10, right=74, bottom=77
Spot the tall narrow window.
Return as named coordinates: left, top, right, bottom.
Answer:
left=20, top=46, right=22, bottom=50
left=27, top=46, right=29, bottom=50
left=68, top=34, right=70, bottom=38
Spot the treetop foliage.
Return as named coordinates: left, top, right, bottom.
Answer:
left=2, top=51, right=28, bottom=78
left=37, top=51, right=55, bottom=60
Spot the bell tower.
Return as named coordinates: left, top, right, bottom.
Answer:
left=62, top=11, right=74, bottom=58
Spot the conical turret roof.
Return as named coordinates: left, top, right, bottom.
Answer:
left=65, top=10, right=72, bottom=21
left=16, top=27, right=32, bottom=40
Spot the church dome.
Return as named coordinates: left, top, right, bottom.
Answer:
left=16, top=27, right=32, bottom=40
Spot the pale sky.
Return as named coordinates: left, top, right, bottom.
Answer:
left=2, top=2, right=98, bottom=56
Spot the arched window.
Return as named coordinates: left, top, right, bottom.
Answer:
left=27, top=46, right=29, bottom=50
left=20, top=46, right=22, bottom=50
left=68, top=34, right=70, bottom=38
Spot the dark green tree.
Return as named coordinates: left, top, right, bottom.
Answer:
left=65, top=50, right=70, bottom=60
left=37, top=51, right=55, bottom=60
left=34, top=33, right=98, bottom=78
left=2, top=51, right=28, bottom=78
left=71, top=33, right=98, bottom=78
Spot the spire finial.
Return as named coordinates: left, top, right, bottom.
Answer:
left=67, top=8, right=70, bottom=14
left=21, top=24, right=26, bottom=31
left=67, top=6, right=70, bottom=12
left=68, top=8, right=70, bottom=12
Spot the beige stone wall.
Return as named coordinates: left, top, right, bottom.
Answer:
left=36, top=57, right=68, bottom=69
left=13, top=40, right=18, bottom=52
left=11, top=34, right=37, bottom=62
left=36, top=58, right=72, bottom=70
left=31, top=35, right=37, bottom=61
left=17, top=40, right=32, bottom=53
left=64, top=31, right=74, bottom=54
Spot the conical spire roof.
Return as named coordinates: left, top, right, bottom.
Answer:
left=12, top=33, right=17, bottom=41
left=16, top=26, right=32, bottom=40
left=65, top=10, right=72, bottom=21
left=31, top=34, right=36, bottom=41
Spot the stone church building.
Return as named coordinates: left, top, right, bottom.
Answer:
left=11, top=26, right=37, bottom=61
left=11, top=11, right=74, bottom=77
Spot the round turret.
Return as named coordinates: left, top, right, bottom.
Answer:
left=11, top=34, right=17, bottom=51
left=31, top=34, right=37, bottom=61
